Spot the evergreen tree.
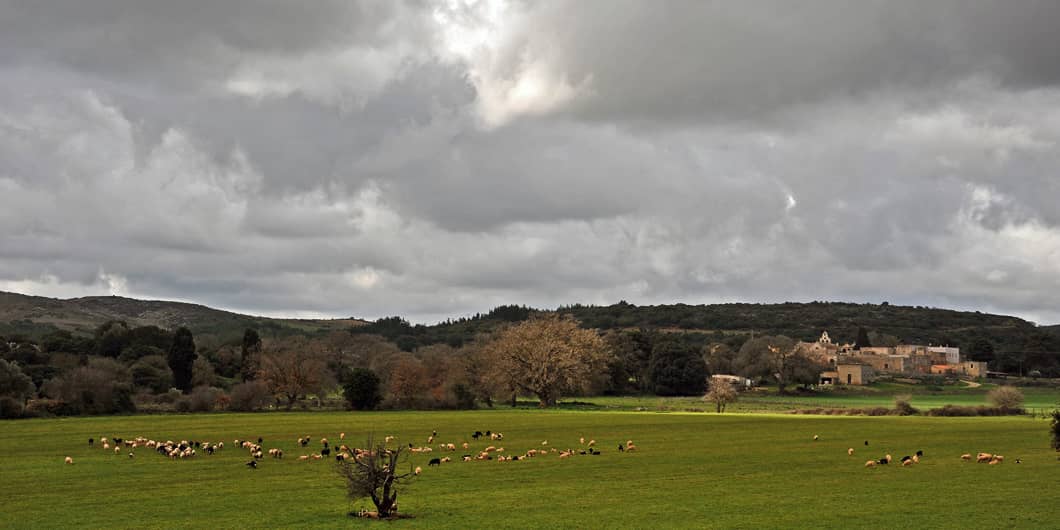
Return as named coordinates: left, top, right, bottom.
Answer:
left=167, top=327, right=197, bottom=393
left=240, top=328, right=262, bottom=382
left=854, top=327, right=871, bottom=349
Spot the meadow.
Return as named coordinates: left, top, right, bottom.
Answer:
left=2, top=408, right=1056, bottom=529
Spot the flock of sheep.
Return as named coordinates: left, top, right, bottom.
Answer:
left=63, top=430, right=639, bottom=471
left=807, top=435, right=1016, bottom=469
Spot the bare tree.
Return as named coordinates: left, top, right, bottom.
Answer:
left=703, top=378, right=738, bottom=413
left=258, top=337, right=335, bottom=409
left=987, top=386, right=1024, bottom=410
left=482, top=314, right=611, bottom=407
left=335, top=436, right=415, bottom=518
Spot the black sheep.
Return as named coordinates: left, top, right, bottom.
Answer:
left=618, top=444, right=625, bottom=452
left=901, top=456, right=912, bottom=463
left=322, top=447, right=331, bottom=457
left=88, top=438, right=94, bottom=446
left=246, top=460, right=258, bottom=469
left=916, top=450, right=923, bottom=457
left=878, top=458, right=889, bottom=465
left=257, top=437, right=263, bottom=445
left=428, top=458, right=441, bottom=466
left=864, top=441, right=869, bottom=446
left=472, top=431, right=482, bottom=440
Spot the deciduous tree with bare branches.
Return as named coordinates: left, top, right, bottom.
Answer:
left=335, top=436, right=415, bottom=519
left=258, top=337, right=334, bottom=409
left=703, top=378, right=738, bottom=413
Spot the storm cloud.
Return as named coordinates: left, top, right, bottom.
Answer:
left=1, top=0, right=1059, bottom=324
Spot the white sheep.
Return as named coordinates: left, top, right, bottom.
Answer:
left=848, top=448, right=854, bottom=456
left=64, top=456, right=73, bottom=464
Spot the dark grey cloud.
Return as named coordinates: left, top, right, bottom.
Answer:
left=1, top=1, right=1060, bottom=325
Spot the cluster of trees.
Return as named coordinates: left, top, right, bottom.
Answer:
left=2, top=304, right=1057, bottom=418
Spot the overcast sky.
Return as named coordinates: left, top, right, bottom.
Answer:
left=2, top=1, right=1060, bottom=324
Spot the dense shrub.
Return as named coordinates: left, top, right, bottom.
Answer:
left=893, top=395, right=919, bottom=416
left=228, top=380, right=273, bottom=412
left=176, top=386, right=223, bottom=412
left=1050, top=409, right=1060, bottom=452
left=987, top=386, right=1025, bottom=409
left=451, top=383, right=477, bottom=410
left=0, top=396, right=24, bottom=418
left=926, top=405, right=1024, bottom=416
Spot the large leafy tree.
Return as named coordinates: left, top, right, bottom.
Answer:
left=167, top=327, right=197, bottom=393
left=482, top=314, right=611, bottom=407
left=733, top=335, right=822, bottom=394
left=343, top=368, right=382, bottom=410
left=649, top=339, right=707, bottom=396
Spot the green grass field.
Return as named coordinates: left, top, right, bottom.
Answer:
left=2, top=409, right=1057, bottom=529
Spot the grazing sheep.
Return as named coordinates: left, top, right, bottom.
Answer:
left=864, top=440, right=869, bottom=446
left=485, top=446, right=496, bottom=453
left=848, top=448, right=854, bottom=456
left=462, top=442, right=469, bottom=450
left=414, top=466, right=422, bottom=475
left=988, top=458, right=1000, bottom=465
left=103, top=443, right=110, bottom=450
left=877, top=458, right=889, bottom=465
left=335, top=453, right=346, bottom=462
left=441, top=457, right=451, bottom=463
left=580, top=437, right=585, bottom=445
left=472, top=431, right=482, bottom=440
left=813, top=435, right=819, bottom=441
left=129, top=452, right=134, bottom=459
left=1015, top=458, right=1021, bottom=464
left=626, top=444, right=637, bottom=452
left=463, top=455, right=472, bottom=462
left=427, top=435, right=435, bottom=444
left=312, top=454, right=322, bottom=460
left=541, top=440, right=548, bottom=446
left=298, top=455, right=310, bottom=461
left=114, top=447, right=120, bottom=455
left=64, top=457, right=73, bottom=464
left=994, top=455, right=1004, bottom=463
left=385, top=436, right=395, bottom=443
left=88, top=438, right=94, bottom=446
left=912, top=455, right=919, bottom=464
left=587, top=440, right=596, bottom=447
left=446, top=443, right=456, bottom=451
left=618, top=444, right=624, bottom=452
left=340, top=432, right=345, bottom=440
left=901, top=456, right=912, bottom=463
left=977, top=453, right=993, bottom=463
left=885, top=454, right=892, bottom=464
left=428, top=458, right=441, bottom=466
left=246, top=460, right=257, bottom=469
left=961, top=453, right=972, bottom=460
left=902, top=459, right=913, bottom=467
left=865, top=460, right=876, bottom=468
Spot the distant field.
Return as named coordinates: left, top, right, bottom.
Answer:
left=583, top=385, right=1060, bottom=414
left=2, top=410, right=1057, bottom=528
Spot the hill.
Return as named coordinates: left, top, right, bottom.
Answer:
left=561, top=301, right=1039, bottom=348
left=2, top=290, right=1054, bottom=357
left=0, top=291, right=364, bottom=345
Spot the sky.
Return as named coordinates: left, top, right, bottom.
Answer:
left=1, top=0, right=1060, bottom=325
